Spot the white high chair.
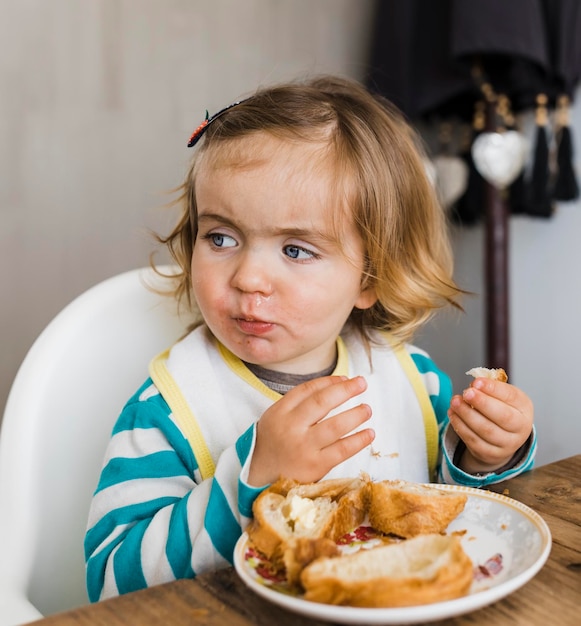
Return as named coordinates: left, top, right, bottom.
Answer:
left=0, top=266, right=186, bottom=624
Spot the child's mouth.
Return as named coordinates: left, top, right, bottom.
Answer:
left=236, top=317, right=275, bottom=335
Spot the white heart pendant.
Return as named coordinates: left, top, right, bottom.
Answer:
left=471, top=130, right=528, bottom=189
left=433, top=155, right=469, bottom=208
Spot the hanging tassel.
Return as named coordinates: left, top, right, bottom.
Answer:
left=553, top=95, right=579, bottom=201
left=527, top=93, right=553, bottom=218
left=499, top=94, right=529, bottom=215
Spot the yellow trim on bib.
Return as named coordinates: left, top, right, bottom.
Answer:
left=217, top=336, right=349, bottom=397
left=149, top=350, right=216, bottom=480
left=217, top=342, right=281, bottom=401
left=384, top=334, right=439, bottom=479
left=332, top=336, right=349, bottom=377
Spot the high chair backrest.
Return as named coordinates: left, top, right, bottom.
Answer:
left=0, top=266, right=186, bottom=624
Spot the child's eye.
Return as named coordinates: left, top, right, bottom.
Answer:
left=284, top=245, right=316, bottom=260
left=207, top=233, right=237, bottom=248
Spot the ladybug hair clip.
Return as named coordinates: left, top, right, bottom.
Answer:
left=187, top=99, right=246, bottom=148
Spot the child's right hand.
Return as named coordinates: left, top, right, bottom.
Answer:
left=247, top=375, right=375, bottom=487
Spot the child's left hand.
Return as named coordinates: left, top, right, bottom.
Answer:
left=447, top=377, right=534, bottom=475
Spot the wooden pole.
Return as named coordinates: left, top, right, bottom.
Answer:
left=484, top=100, right=510, bottom=371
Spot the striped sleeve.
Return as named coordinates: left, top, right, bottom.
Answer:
left=439, top=425, right=538, bottom=487
left=408, top=347, right=537, bottom=486
left=85, top=379, right=260, bottom=601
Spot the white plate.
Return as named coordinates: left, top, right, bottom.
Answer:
left=233, top=485, right=552, bottom=624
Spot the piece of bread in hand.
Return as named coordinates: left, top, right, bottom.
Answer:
left=466, top=366, right=508, bottom=382
left=300, top=533, right=473, bottom=607
left=366, top=480, right=467, bottom=538
left=247, top=476, right=367, bottom=566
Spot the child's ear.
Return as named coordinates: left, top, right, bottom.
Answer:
left=354, top=286, right=377, bottom=310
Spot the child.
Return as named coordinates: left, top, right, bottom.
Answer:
left=85, top=75, right=535, bottom=600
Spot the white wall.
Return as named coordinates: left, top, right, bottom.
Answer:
left=419, top=93, right=581, bottom=466
left=2, top=0, right=579, bottom=467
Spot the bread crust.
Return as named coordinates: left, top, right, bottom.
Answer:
left=283, top=537, right=339, bottom=587
left=325, top=484, right=369, bottom=540
left=289, top=476, right=367, bottom=500
left=466, top=366, right=508, bottom=382
left=300, top=534, right=473, bottom=607
left=367, top=480, right=467, bottom=538
left=245, top=491, right=289, bottom=562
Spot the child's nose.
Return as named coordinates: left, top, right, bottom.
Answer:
left=231, top=249, right=274, bottom=295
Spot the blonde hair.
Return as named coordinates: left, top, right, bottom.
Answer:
left=154, top=75, right=462, bottom=344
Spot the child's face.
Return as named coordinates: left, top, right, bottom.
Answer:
left=191, top=133, right=376, bottom=374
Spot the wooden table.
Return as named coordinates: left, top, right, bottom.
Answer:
left=28, top=455, right=581, bottom=626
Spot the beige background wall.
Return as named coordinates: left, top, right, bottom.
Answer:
left=2, top=0, right=580, bottom=467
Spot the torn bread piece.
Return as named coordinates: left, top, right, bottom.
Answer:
left=246, top=476, right=367, bottom=569
left=366, top=480, right=467, bottom=538
left=300, top=533, right=473, bottom=607
left=466, top=366, right=508, bottom=382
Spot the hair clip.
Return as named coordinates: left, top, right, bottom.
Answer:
left=187, top=99, right=246, bottom=148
